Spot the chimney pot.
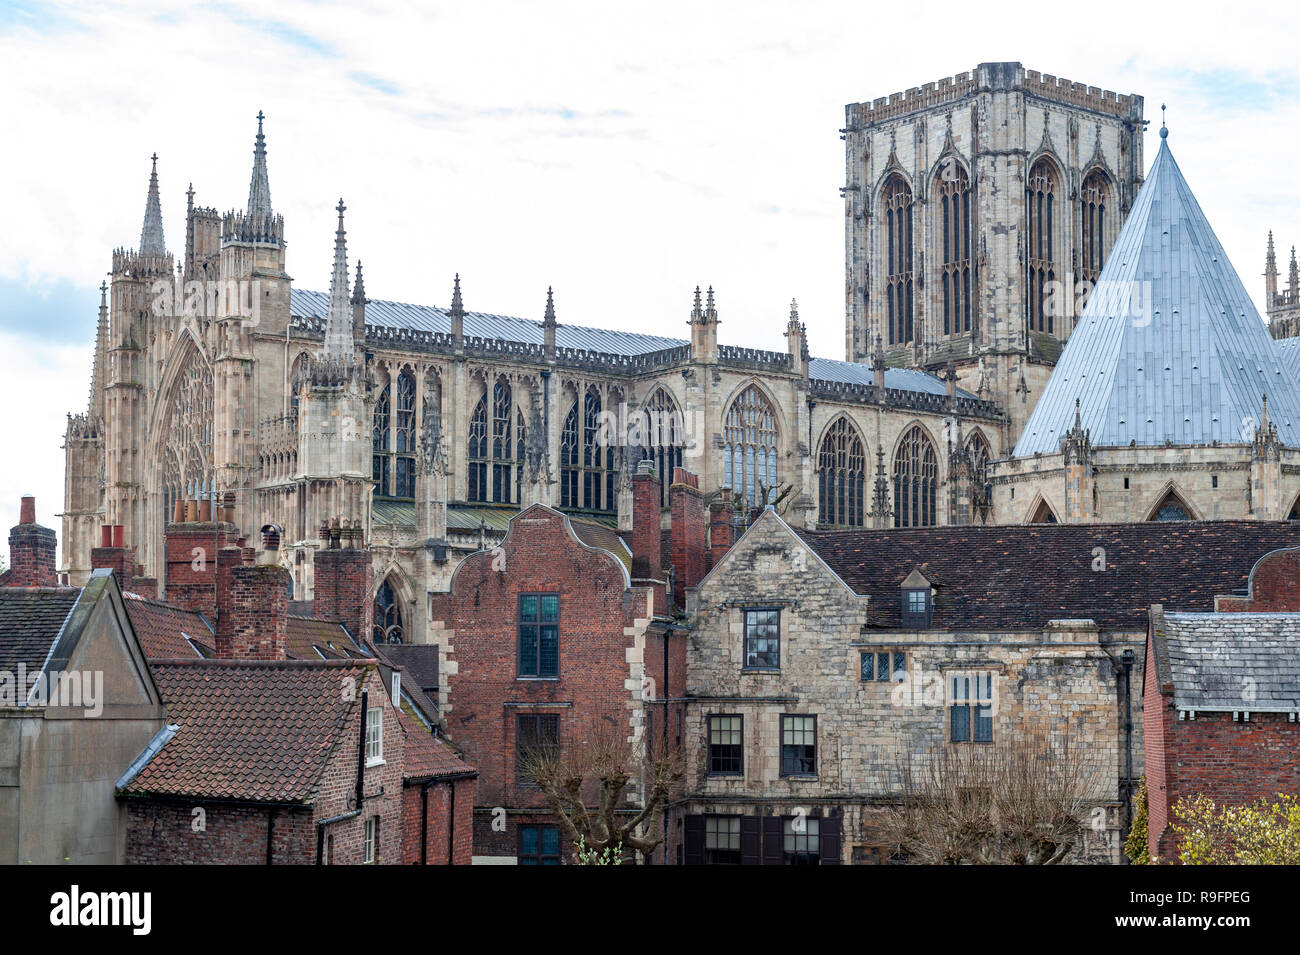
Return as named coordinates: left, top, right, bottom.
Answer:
left=198, top=499, right=212, bottom=522
left=185, top=500, right=199, bottom=522
left=101, top=524, right=113, bottom=548
left=112, top=524, right=125, bottom=548
left=19, top=496, right=35, bottom=525
left=172, top=500, right=185, bottom=523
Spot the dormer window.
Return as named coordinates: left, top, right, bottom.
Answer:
left=900, top=568, right=933, bottom=629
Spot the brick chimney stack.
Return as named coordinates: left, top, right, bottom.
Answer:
left=214, top=529, right=289, bottom=660
left=630, top=461, right=667, bottom=612
left=90, top=524, right=158, bottom=598
left=3, top=496, right=58, bottom=587
left=708, top=493, right=736, bottom=572
left=314, top=518, right=375, bottom=642
left=164, top=505, right=241, bottom=617
left=669, top=468, right=706, bottom=607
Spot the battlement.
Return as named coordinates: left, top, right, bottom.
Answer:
left=65, top=413, right=101, bottom=440
left=1022, top=68, right=1138, bottom=116
left=847, top=63, right=1139, bottom=127
left=111, top=248, right=174, bottom=278
left=221, top=209, right=285, bottom=246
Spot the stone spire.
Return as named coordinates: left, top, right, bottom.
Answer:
left=140, top=153, right=165, bottom=256
left=351, top=261, right=367, bottom=339
left=1265, top=231, right=1278, bottom=302
left=247, top=110, right=272, bottom=218
left=785, top=298, right=808, bottom=373
left=1289, top=246, right=1298, bottom=294
left=870, top=445, right=891, bottom=528
left=449, top=274, right=464, bottom=342
left=89, top=281, right=109, bottom=421
left=324, top=198, right=352, bottom=360
left=543, top=286, right=557, bottom=358
left=351, top=260, right=366, bottom=306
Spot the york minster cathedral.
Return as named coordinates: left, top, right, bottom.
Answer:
left=61, top=62, right=1300, bottom=643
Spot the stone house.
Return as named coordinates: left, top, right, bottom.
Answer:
left=0, top=497, right=167, bottom=863
left=672, top=510, right=1300, bottom=864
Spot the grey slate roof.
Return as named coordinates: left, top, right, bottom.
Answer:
left=1159, top=611, right=1300, bottom=712
left=1015, top=132, right=1300, bottom=455
left=292, top=290, right=960, bottom=397
left=0, top=587, right=81, bottom=677
left=808, top=357, right=977, bottom=398
left=292, top=288, right=685, bottom=356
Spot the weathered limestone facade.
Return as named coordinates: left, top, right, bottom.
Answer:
left=673, top=511, right=1130, bottom=864
left=843, top=62, right=1145, bottom=445
left=62, top=116, right=1008, bottom=650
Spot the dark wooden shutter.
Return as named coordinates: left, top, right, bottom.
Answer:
left=762, top=816, right=784, bottom=866
left=819, top=815, right=842, bottom=865
left=740, top=816, right=761, bottom=866
left=683, top=815, right=705, bottom=865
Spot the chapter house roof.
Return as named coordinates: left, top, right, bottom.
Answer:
left=794, top=520, right=1300, bottom=631
left=1015, top=129, right=1300, bottom=455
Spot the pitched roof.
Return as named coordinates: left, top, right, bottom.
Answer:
left=1157, top=611, right=1300, bottom=711
left=123, top=596, right=208, bottom=659
left=1015, top=131, right=1300, bottom=455
left=793, top=520, right=1300, bottom=632
left=122, top=659, right=374, bottom=803
left=378, top=644, right=439, bottom=691
left=293, top=289, right=684, bottom=357
left=285, top=615, right=361, bottom=660
left=0, top=587, right=81, bottom=675
left=397, top=711, right=475, bottom=781
left=292, top=290, right=958, bottom=398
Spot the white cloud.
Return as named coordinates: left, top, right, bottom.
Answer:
left=2, top=0, right=1300, bottom=537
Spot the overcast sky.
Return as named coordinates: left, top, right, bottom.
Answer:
left=3, top=0, right=1300, bottom=560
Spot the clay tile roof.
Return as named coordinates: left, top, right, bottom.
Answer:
left=1159, top=612, right=1300, bottom=711
left=0, top=587, right=81, bottom=674
left=123, top=596, right=208, bottom=659
left=397, top=710, right=475, bottom=780
left=794, top=520, right=1300, bottom=632
left=286, top=615, right=360, bottom=661
left=123, top=659, right=375, bottom=803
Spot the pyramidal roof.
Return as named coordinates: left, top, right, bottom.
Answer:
left=1015, top=127, right=1300, bottom=455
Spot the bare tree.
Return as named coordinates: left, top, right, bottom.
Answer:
left=520, top=724, right=683, bottom=863
left=881, top=736, right=1107, bottom=864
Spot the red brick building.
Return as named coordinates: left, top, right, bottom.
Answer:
left=1144, top=547, right=1300, bottom=862
left=431, top=465, right=696, bottom=863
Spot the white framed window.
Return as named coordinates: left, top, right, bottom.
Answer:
left=364, top=816, right=378, bottom=864
left=366, top=706, right=383, bottom=764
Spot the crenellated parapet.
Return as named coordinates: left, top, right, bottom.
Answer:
left=221, top=209, right=285, bottom=247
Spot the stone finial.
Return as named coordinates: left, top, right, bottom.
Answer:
left=352, top=260, right=366, bottom=306
left=140, top=153, right=166, bottom=256
left=450, top=273, right=465, bottom=341
left=543, top=286, right=557, bottom=327
left=247, top=110, right=273, bottom=218
left=324, top=198, right=352, bottom=360
left=705, top=285, right=717, bottom=321
left=1289, top=247, right=1299, bottom=293
left=690, top=286, right=703, bottom=324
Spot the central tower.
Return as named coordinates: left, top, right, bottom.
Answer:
left=843, top=62, right=1144, bottom=445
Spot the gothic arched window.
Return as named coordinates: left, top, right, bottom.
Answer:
left=373, top=577, right=404, bottom=644
left=817, top=417, right=866, bottom=527
left=558, top=387, right=614, bottom=511
left=882, top=174, right=914, bottom=345
left=1026, top=157, right=1058, bottom=334
left=1151, top=491, right=1190, bottom=522
left=937, top=162, right=972, bottom=336
left=160, top=347, right=216, bottom=523
left=1080, top=168, right=1111, bottom=285
left=372, top=369, right=416, bottom=498
left=639, top=388, right=684, bottom=507
left=966, top=431, right=990, bottom=474
left=468, top=379, right=525, bottom=504
left=723, top=385, right=779, bottom=509
left=893, top=426, right=938, bottom=528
